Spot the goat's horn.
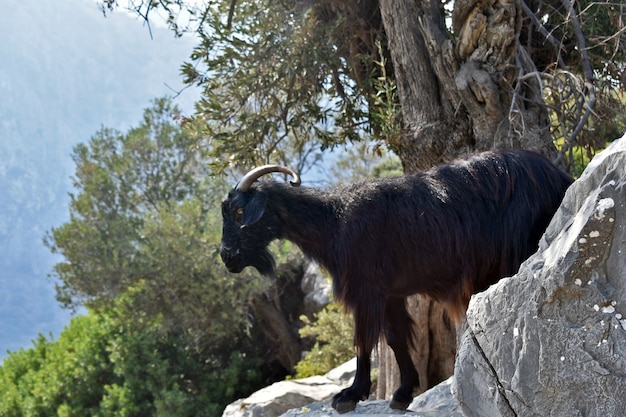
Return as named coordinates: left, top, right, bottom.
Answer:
left=235, top=165, right=301, bottom=191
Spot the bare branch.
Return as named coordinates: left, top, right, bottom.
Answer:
left=561, top=0, right=596, bottom=150
left=520, top=0, right=567, bottom=69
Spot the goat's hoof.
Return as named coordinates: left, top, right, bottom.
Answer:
left=389, top=385, right=413, bottom=410
left=332, top=399, right=356, bottom=414
left=332, top=390, right=359, bottom=414
left=389, top=398, right=411, bottom=410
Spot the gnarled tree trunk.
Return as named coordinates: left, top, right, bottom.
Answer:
left=380, top=0, right=553, bottom=172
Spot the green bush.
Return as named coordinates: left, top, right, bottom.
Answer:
left=0, top=308, right=265, bottom=417
left=293, top=303, right=354, bottom=378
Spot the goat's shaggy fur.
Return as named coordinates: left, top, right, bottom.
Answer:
left=220, top=149, right=573, bottom=413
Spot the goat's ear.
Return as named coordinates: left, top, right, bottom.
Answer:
left=242, top=193, right=268, bottom=226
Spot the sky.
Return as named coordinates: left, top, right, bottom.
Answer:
left=0, top=0, right=200, bottom=359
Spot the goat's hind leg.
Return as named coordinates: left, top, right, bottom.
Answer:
left=384, top=297, right=420, bottom=410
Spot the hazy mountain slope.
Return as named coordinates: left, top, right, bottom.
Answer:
left=0, top=0, right=198, bottom=357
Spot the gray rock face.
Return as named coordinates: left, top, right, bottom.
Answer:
left=222, top=376, right=342, bottom=417
left=454, top=135, right=626, bottom=417
left=408, top=377, right=464, bottom=416
left=279, top=377, right=464, bottom=417
left=300, top=263, right=332, bottom=318
left=222, top=360, right=465, bottom=417
left=279, top=399, right=426, bottom=417
left=222, top=359, right=355, bottom=417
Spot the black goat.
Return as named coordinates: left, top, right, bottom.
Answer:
left=220, top=150, right=573, bottom=413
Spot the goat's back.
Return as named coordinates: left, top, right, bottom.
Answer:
left=332, top=149, right=572, bottom=321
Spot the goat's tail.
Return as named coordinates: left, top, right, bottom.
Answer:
left=446, top=302, right=468, bottom=327
left=437, top=271, right=474, bottom=326
left=351, top=300, right=386, bottom=356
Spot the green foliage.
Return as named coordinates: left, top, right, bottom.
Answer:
left=544, top=70, right=626, bottom=175
left=38, top=97, right=307, bottom=415
left=183, top=0, right=372, bottom=173
left=329, top=143, right=402, bottom=187
left=0, top=309, right=264, bottom=417
left=553, top=136, right=612, bottom=178
left=44, top=97, right=268, bottom=352
left=371, top=156, right=403, bottom=178
left=531, top=0, right=626, bottom=172
left=126, top=197, right=265, bottom=351
left=45, top=97, right=210, bottom=308
left=537, top=0, right=625, bottom=69
left=106, top=0, right=626, bottom=178
left=293, top=303, right=354, bottom=379
left=369, top=40, right=402, bottom=153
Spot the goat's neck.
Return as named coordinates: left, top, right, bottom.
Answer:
left=270, top=185, right=337, bottom=266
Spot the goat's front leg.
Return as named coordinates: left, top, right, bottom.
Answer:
left=331, top=353, right=371, bottom=413
left=331, top=304, right=377, bottom=413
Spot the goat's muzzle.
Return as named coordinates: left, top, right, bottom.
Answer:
left=220, top=245, right=244, bottom=273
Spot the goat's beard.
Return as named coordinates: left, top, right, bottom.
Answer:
left=250, top=248, right=276, bottom=277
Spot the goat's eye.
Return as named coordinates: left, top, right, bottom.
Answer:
left=234, top=208, right=244, bottom=223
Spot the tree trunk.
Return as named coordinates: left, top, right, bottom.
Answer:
left=376, top=0, right=555, bottom=398
left=251, top=294, right=302, bottom=372
left=380, top=0, right=554, bottom=172
left=376, top=295, right=459, bottom=398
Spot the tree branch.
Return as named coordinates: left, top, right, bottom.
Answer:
left=520, top=0, right=567, bottom=69
left=561, top=0, right=596, bottom=153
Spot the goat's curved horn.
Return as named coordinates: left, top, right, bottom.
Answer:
left=235, top=165, right=301, bottom=191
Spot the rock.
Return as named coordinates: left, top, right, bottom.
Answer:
left=324, top=358, right=357, bottom=385
left=222, top=359, right=356, bottom=417
left=223, top=377, right=340, bottom=417
left=408, top=377, right=464, bottom=416
left=279, top=400, right=417, bottom=417
left=223, top=358, right=465, bottom=417
left=301, top=263, right=332, bottom=317
left=454, top=134, right=626, bottom=416
left=222, top=376, right=344, bottom=417
left=279, top=377, right=465, bottom=417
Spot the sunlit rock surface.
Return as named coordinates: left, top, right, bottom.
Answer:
left=223, top=360, right=355, bottom=417
left=455, top=134, right=626, bottom=417
left=223, top=360, right=465, bottom=417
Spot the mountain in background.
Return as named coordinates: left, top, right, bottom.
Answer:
left=0, top=0, right=199, bottom=358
